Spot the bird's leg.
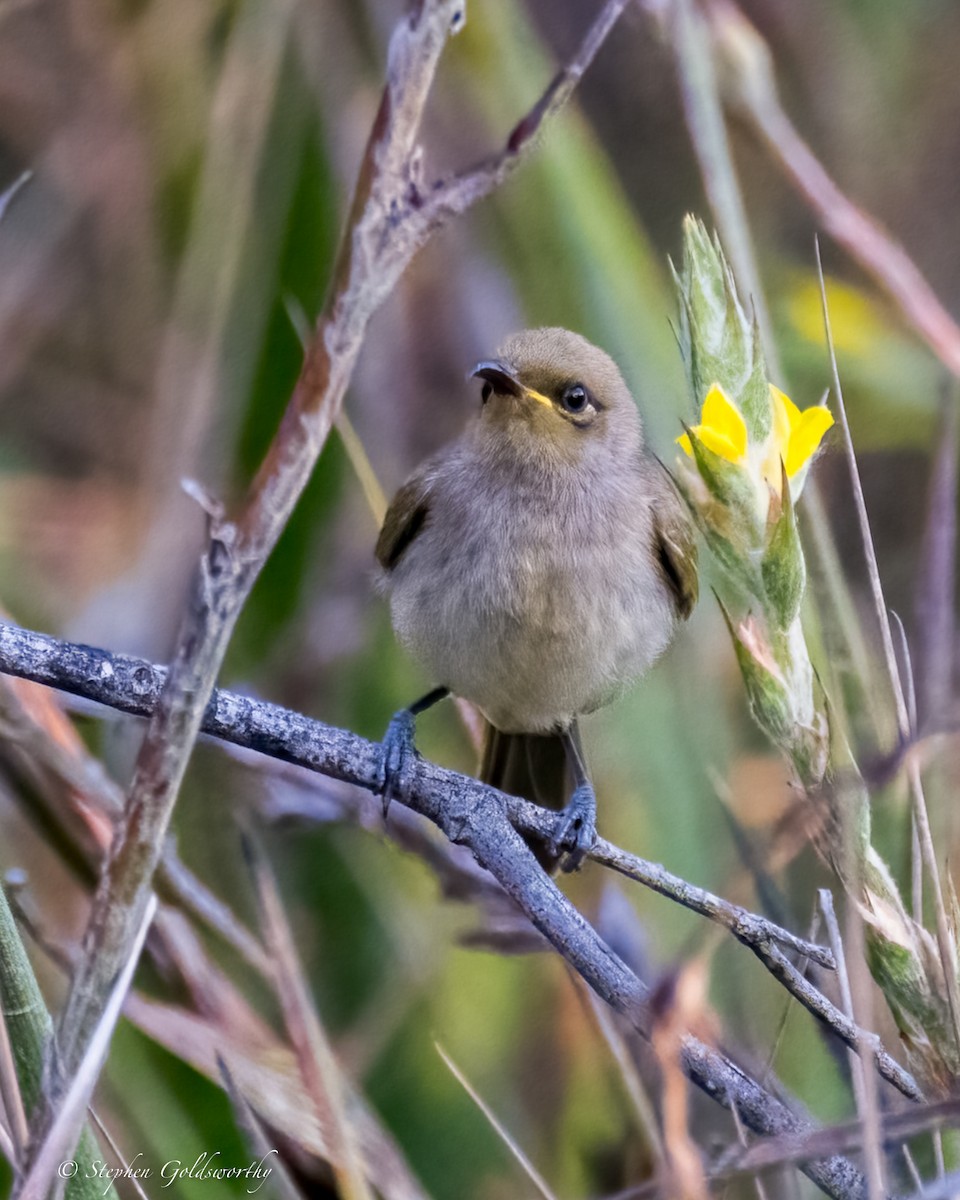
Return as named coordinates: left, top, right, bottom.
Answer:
left=378, top=686, right=450, bottom=817
left=550, top=724, right=597, bottom=872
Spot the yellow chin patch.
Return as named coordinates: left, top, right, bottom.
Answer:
left=521, top=385, right=553, bottom=409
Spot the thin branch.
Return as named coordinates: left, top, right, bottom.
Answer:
left=0, top=621, right=923, bottom=1109
left=714, top=1094, right=960, bottom=1178
left=37, top=0, right=632, bottom=1141
left=0, top=623, right=908, bottom=1199
left=594, top=840, right=834, bottom=968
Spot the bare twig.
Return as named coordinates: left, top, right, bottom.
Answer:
left=714, top=1094, right=960, bottom=1177
left=36, top=0, right=633, bottom=1142
left=594, top=840, right=833, bottom=968
left=0, top=623, right=903, bottom=1198
left=0, top=620, right=924, bottom=1113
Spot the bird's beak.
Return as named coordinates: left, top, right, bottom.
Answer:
left=471, top=361, right=552, bottom=408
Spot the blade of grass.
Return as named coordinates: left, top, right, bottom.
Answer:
left=87, top=1110, right=150, bottom=1200
left=15, top=895, right=155, bottom=1200
left=434, top=1041, right=558, bottom=1200
left=0, top=976, right=29, bottom=1164
left=915, top=394, right=958, bottom=727
left=819, top=890, right=885, bottom=1200
left=283, top=294, right=387, bottom=526
left=216, top=1055, right=303, bottom=1200
left=816, top=239, right=960, bottom=1060
left=245, top=833, right=373, bottom=1200
left=0, top=885, right=115, bottom=1200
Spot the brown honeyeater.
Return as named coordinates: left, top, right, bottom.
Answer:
left=375, top=327, right=698, bottom=870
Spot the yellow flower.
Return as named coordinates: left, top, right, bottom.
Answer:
left=763, top=385, right=834, bottom=482
left=677, top=383, right=747, bottom=463
left=678, top=381, right=834, bottom=491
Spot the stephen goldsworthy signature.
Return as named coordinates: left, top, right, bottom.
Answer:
left=58, top=1149, right=278, bottom=1194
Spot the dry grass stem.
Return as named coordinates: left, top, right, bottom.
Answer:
left=819, top=890, right=885, bottom=1199
left=817, top=243, right=960, bottom=1060
left=246, top=834, right=373, bottom=1200
left=435, top=1042, right=558, bottom=1200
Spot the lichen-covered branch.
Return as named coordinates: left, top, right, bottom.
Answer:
left=2, top=619, right=926, bottom=1198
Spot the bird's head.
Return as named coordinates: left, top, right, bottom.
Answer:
left=470, top=328, right=642, bottom=466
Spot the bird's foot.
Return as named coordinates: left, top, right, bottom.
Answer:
left=549, top=782, right=597, bottom=872
left=378, top=709, right=417, bottom=819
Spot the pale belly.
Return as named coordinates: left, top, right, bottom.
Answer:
left=389, top=511, right=675, bottom=733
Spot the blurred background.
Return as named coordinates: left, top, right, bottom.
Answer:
left=0, top=0, right=958, bottom=1196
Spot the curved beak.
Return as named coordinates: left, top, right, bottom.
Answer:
left=470, top=360, right=522, bottom=398
left=470, top=360, right=552, bottom=408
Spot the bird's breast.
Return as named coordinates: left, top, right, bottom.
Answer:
left=387, top=455, right=676, bottom=732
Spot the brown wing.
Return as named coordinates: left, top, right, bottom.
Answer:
left=375, top=471, right=433, bottom=572
left=651, top=470, right=699, bottom=621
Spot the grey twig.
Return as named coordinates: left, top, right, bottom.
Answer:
left=589, top=839, right=835, bottom=968
left=0, top=622, right=917, bottom=1199
left=714, top=1095, right=960, bottom=1178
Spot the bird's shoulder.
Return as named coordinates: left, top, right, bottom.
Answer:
left=376, top=469, right=432, bottom=572
left=644, top=457, right=699, bottom=621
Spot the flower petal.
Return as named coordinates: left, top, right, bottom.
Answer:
left=785, top=406, right=834, bottom=476
left=696, top=426, right=746, bottom=463
left=677, top=432, right=693, bottom=457
left=770, top=384, right=802, bottom=429
left=700, top=384, right=748, bottom=460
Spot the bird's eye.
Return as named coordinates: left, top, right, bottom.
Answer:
left=481, top=382, right=492, bottom=404
left=560, top=384, right=590, bottom=414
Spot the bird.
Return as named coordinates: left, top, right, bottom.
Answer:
left=375, top=327, right=698, bottom=870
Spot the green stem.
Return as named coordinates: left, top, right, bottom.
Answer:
left=0, top=887, right=115, bottom=1199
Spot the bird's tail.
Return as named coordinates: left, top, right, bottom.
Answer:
left=479, top=722, right=582, bottom=871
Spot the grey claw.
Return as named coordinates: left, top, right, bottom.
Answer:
left=550, top=782, right=597, bottom=872
left=379, top=709, right=416, bottom=818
